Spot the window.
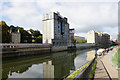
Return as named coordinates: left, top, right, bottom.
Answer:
left=53, top=42, right=55, bottom=46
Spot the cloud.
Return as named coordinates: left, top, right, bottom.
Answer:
left=1, top=0, right=119, bottom=39
left=102, top=26, right=118, bottom=39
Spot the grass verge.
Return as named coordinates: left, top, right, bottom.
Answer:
left=89, top=60, right=97, bottom=80
left=112, top=48, right=120, bottom=68
left=65, top=62, right=90, bottom=80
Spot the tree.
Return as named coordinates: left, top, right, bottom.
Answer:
left=77, top=39, right=87, bottom=43
left=74, top=38, right=76, bottom=43
left=20, top=29, right=32, bottom=43
left=35, top=35, right=42, bottom=43
left=32, top=30, right=41, bottom=38
left=29, top=29, right=34, bottom=34
left=0, top=21, right=10, bottom=43
left=10, top=25, right=16, bottom=32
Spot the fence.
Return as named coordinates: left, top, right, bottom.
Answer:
left=1, top=43, right=51, bottom=48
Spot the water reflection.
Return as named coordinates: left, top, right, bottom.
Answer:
left=43, top=52, right=75, bottom=78
left=87, top=50, right=96, bottom=61
left=2, top=48, right=97, bottom=80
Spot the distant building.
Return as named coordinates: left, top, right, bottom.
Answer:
left=87, top=30, right=99, bottom=44
left=42, top=12, right=74, bottom=47
left=101, top=33, right=110, bottom=45
left=74, top=36, right=85, bottom=42
left=87, top=30, right=110, bottom=45
left=9, top=29, right=21, bottom=43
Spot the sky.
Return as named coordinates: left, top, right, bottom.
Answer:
left=0, top=0, right=119, bottom=39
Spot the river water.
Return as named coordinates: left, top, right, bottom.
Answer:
left=2, top=48, right=97, bottom=79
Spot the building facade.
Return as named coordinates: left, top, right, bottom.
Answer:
left=10, top=29, right=21, bottom=43
left=69, top=29, right=75, bottom=47
left=11, top=32, right=21, bottom=43
left=42, top=12, right=74, bottom=47
left=101, top=33, right=110, bottom=45
left=87, top=30, right=98, bottom=44
left=87, top=30, right=110, bottom=45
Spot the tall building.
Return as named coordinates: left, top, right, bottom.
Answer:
left=42, top=12, right=72, bottom=46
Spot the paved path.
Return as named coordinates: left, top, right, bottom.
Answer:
left=94, top=48, right=118, bottom=80
left=101, top=50, right=118, bottom=78
left=94, top=58, right=109, bottom=78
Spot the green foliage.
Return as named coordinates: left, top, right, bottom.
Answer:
left=0, top=21, right=10, bottom=43
left=74, top=38, right=76, bottom=42
left=0, top=21, right=42, bottom=43
left=89, top=60, right=97, bottom=80
left=29, top=29, right=34, bottom=34
left=32, top=30, right=41, bottom=38
left=35, top=35, right=42, bottom=43
left=10, top=25, right=16, bottom=32
left=112, top=48, right=120, bottom=68
left=20, top=29, right=32, bottom=43
left=76, top=39, right=87, bottom=43
left=66, top=62, right=89, bottom=79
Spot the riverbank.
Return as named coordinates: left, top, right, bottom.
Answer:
left=64, top=57, right=97, bottom=80
left=1, top=43, right=98, bottom=58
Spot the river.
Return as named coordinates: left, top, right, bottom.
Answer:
left=2, top=48, right=97, bottom=79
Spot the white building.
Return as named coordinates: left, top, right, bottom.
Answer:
left=87, top=30, right=99, bottom=44
left=42, top=12, right=71, bottom=46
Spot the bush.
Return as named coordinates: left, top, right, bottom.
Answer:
left=35, top=35, right=42, bottom=43
left=76, top=39, right=87, bottom=43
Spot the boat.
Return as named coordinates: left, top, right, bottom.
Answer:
left=97, top=49, right=105, bottom=56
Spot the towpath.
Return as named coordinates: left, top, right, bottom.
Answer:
left=94, top=47, right=118, bottom=80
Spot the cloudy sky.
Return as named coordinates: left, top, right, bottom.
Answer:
left=0, top=0, right=119, bottom=39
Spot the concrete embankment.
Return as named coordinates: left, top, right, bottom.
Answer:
left=1, top=43, right=97, bottom=58
left=76, top=43, right=97, bottom=50
left=1, top=44, right=51, bottom=58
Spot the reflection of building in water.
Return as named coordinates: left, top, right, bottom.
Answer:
left=87, top=50, right=96, bottom=61
left=43, top=61, right=54, bottom=78
left=43, top=52, right=75, bottom=78
left=2, top=51, right=75, bottom=79
left=2, top=54, right=51, bottom=79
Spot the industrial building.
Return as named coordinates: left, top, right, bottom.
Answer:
left=42, top=12, right=75, bottom=47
